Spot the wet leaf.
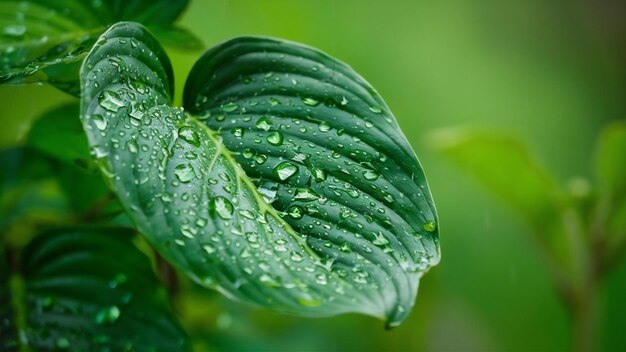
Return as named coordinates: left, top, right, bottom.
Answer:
left=0, top=228, right=189, bottom=351
left=81, top=22, right=439, bottom=326
left=0, top=0, right=199, bottom=95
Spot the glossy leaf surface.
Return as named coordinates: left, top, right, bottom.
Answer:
left=81, top=22, right=439, bottom=326
left=1, top=228, right=189, bottom=351
left=0, top=0, right=198, bottom=94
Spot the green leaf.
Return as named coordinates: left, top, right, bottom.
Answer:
left=429, top=128, right=562, bottom=225
left=0, top=0, right=197, bottom=94
left=0, top=244, right=17, bottom=349
left=1, top=227, right=189, bottom=351
left=150, top=25, right=204, bottom=52
left=596, top=122, right=626, bottom=202
left=595, top=122, right=626, bottom=251
left=27, top=103, right=92, bottom=170
left=0, top=148, right=70, bottom=241
left=80, top=22, right=439, bottom=326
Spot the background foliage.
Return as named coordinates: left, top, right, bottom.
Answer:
left=1, top=0, right=625, bottom=351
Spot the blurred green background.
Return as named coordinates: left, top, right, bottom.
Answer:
left=1, top=0, right=625, bottom=351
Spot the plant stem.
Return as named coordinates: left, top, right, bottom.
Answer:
left=571, top=280, right=596, bottom=352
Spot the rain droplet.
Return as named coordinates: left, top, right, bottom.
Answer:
left=221, top=102, right=239, bottom=112
left=232, top=127, right=244, bottom=138
left=98, top=91, right=125, bottom=112
left=363, top=170, right=379, bottom=181
left=256, top=117, right=272, bottom=131
left=267, top=131, right=283, bottom=146
left=369, top=106, right=383, bottom=114
left=311, top=168, right=327, bottom=182
left=92, top=114, right=107, bottom=130
left=274, top=162, right=298, bottom=181
left=287, top=205, right=304, bottom=219
left=3, top=25, right=26, bottom=37
left=301, top=97, right=319, bottom=106
left=294, top=188, right=319, bottom=201
left=174, top=163, right=195, bottom=183
left=423, top=221, right=437, bottom=232
left=203, top=244, right=216, bottom=254
left=210, top=196, right=234, bottom=219
left=242, top=148, right=256, bottom=159
left=127, top=139, right=138, bottom=153
left=318, top=122, right=331, bottom=132
left=178, top=126, right=201, bottom=147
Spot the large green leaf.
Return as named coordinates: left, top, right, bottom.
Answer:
left=80, top=22, right=439, bottom=326
left=1, top=228, right=189, bottom=351
left=0, top=0, right=200, bottom=94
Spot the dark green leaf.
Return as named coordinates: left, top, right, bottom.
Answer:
left=1, top=227, right=189, bottom=351
left=0, top=148, right=70, bottom=241
left=0, top=244, right=17, bottom=350
left=26, top=104, right=119, bottom=215
left=27, top=103, right=92, bottom=170
left=81, top=22, right=439, bottom=326
left=0, top=0, right=195, bottom=94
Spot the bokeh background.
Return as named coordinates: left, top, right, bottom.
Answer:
left=1, top=0, right=625, bottom=351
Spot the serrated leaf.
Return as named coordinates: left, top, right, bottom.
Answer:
left=0, top=0, right=198, bottom=94
left=1, top=228, right=189, bottom=351
left=80, top=22, right=439, bottom=326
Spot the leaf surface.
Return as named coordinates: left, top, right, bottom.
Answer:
left=0, top=0, right=198, bottom=94
left=81, top=22, right=439, bottom=326
left=1, top=228, right=189, bottom=351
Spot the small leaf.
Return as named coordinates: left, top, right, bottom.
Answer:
left=0, top=0, right=194, bottom=94
left=81, top=22, right=439, bottom=326
left=595, top=122, right=626, bottom=250
left=596, top=122, right=626, bottom=202
left=150, top=26, right=204, bottom=52
left=1, top=228, right=189, bottom=351
left=27, top=103, right=92, bottom=170
left=429, top=128, right=562, bottom=225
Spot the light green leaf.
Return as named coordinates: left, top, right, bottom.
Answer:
left=1, top=228, right=189, bottom=351
left=81, top=22, right=439, bottom=326
left=429, top=128, right=562, bottom=225
left=150, top=25, right=204, bottom=52
left=0, top=0, right=197, bottom=94
left=595, top=122, right=626, bottom=252
left=596, top=122, right=626, bottom=202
